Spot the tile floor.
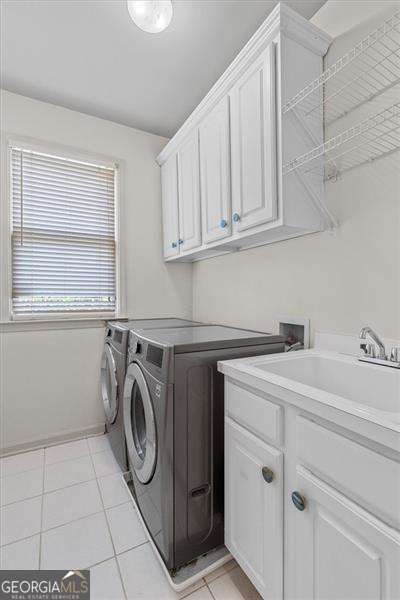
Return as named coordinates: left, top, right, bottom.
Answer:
left=0, top=434, right=261, bottom=599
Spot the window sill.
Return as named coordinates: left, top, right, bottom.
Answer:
left=0, top=315, right=127, bottom=333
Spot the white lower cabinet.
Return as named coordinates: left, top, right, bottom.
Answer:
left=225, top=417, right=283, bottom=600
left=224, top=383, right=400, bottom=600
left=293, top=466, right=400, bottom=600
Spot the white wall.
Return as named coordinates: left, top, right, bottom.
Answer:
left=1, top=1, right=399, bottom=454
left=1, top=325, right=106, bottom=452
left=193, top=1, right=400, bottom=342
left=0, top=91, right=192, bottom=454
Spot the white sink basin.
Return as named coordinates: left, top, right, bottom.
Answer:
left=218, top=350, right=400, bottom=428
left=256, top=354, right=399, bottom=414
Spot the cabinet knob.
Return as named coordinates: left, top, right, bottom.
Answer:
left=232, top=212, right=240, bottom=222
left=178, top=239, right=184, bottom=245
left=220, top=219, right=227, bottom=229
left=171, top=241, right=177, bottom=248
left=261, top=466, right=274, bottom=483
left=291, top=491, right=306, bottom=511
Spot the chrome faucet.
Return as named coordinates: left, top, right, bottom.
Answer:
left=359, top=326, right=386, bottom=360
left=359, top=326, right=400, bottom=369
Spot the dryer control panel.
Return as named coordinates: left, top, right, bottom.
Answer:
left=146, top=344, right=163, bottom=368
left=127, top=331, right=172, bottom=383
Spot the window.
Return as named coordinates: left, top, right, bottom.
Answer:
left=10, top=144, right=118, bottom=318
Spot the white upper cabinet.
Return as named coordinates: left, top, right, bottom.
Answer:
left=199, top=96, right=231, bottom=244
left=157, top=3, right=332, bottom=261
left=230, top=43, right=277, bottom=233
left=161, top=155, right=179, bottom=259
left=177, top=132, right=202, bottom=252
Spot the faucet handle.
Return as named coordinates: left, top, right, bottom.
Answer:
left=360, top=342, right=373, bottom=356
left=390, top=347, right=400, bottom=363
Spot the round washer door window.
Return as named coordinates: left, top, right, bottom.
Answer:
left=123, top=363, right=157, bottom=484
left=101, top=343, right=118, bottom=424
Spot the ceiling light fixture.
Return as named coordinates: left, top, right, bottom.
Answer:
left=127, top=1, right=173, bottom=34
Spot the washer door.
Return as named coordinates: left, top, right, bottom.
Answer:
left=101, top=343, right=118, bottom=424
left=123, top=363, right=157, bottom=484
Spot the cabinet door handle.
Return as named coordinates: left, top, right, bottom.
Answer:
left=291, top=491, right=306, bottom=511
left=262, top=466, right=274, bottom=483
left=171, top=241, right=177, bottom=248
left=178, top=239, right=184, bottom=245
left=232, top=212, right=240, bottom=222
left=220, top=219, right=227, bottom=229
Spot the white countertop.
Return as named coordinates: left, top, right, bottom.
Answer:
left=218, top=349, right=400, bottom=451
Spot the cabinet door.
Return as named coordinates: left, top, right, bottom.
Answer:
left=177, top=132, right=202, bottom=251
left=292, top=466, right=400, bottom=600
left=225, top=417, right=283, bottom=600
left=161, top=155, right=179, bottom=259
left=199, top=96, right=231, bottom=243
left=230, top=43, right=277, bottom=233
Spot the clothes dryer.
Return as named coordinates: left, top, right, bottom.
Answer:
left=123, top=325, right=284, bottom=570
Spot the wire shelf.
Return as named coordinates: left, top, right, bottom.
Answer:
left=283, top=102, right=400, bottom=180
left=282, top=11, right=400, bottom=125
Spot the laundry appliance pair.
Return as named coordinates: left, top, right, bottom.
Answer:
left=100, top=318, right=201, bottom=472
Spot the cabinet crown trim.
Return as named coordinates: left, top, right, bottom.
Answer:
left=156, top=2, right=331, bottom=166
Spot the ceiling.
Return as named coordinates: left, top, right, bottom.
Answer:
left=1, top=0, right=326, bottom=138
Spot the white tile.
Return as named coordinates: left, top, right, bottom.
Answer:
left=207, top=566, right=262, bottom=600
left=0, top=496, right=42, bottom=546
left=0, top=449, right=44, bottom=477
left=90, top=558, right=126, bottom=600
left=88, top=435, right=112, bottom=455
left=178, top=581, right=207, bottom=599
left=0, top=535, right=40, bottom=569
left=106, top=502, right=147, bottom=554
left=0, top=468, right=43, bottom=506
left=45, top=439, right=89, bottom=465
left=118, top=543, right=203, bottom=600
left=204, top=559, right=238, bottom=584
left=184, top=588, right=214, bottom=600
left=41, top=511, right=114, bottom=569
left=42, top=479, right=103, bottom=530
left=92, top=450, right=122, bottom=478
left=44, top=455, right=95, bottom=493
left=98, top=473, right=130, bottom=509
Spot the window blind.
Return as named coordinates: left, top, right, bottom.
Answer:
left=11, top=147, right=117, bottom=316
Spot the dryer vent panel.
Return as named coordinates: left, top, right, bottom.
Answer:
left=278, top=316, right=310, bottom=351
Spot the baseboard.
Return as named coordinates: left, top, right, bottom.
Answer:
left=0, top=423, right=106, bottom=457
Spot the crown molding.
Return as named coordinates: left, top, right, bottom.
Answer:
left=156, top=3, right=332, bottom=166
left=278, top=2, right=332, bottom=54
